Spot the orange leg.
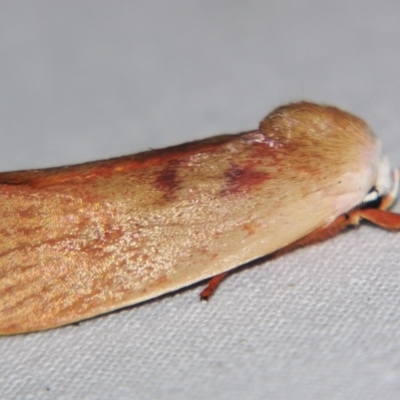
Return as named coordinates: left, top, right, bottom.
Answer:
left=200, top=207, right=400, bottom=300
left=200, top=214, right=352, bottom=300
left=350, top=208, right=400, bottom=230
left=200, top=272, right=228, bottom=300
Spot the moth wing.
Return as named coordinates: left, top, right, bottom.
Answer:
left=0, top=116, right=378, bottom=334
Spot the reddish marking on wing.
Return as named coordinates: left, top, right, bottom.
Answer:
left=153, top=161, right=181, bottom=199
left=242, top=223, right=256, bottom=236
left=17, top=206, right=37, bottom=219
left=223, top=164, right=270, bottom=195
left=218, top=133, right=282, bottom=196
left=156, top=275, right=169, bottom=285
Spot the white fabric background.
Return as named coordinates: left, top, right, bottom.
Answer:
left=1, top=1, right=400, bottom=399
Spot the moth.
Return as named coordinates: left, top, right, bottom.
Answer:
left=1, top=101, right=400, bottom=335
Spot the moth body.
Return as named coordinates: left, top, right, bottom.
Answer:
left=0, top=101, right=398, bottom=334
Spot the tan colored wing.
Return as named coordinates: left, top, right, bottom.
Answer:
left=0, top=102, right=380, bottom=334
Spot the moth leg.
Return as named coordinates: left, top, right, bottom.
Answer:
left=199, top=208, right=400, bottom=301
left=200, top=272, right=228, bottom=300
left=276, top=213, right=351, bottom=253
left=349, top=208, right=400, bottom=230
left=198, top=215, right=348, bottom=300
